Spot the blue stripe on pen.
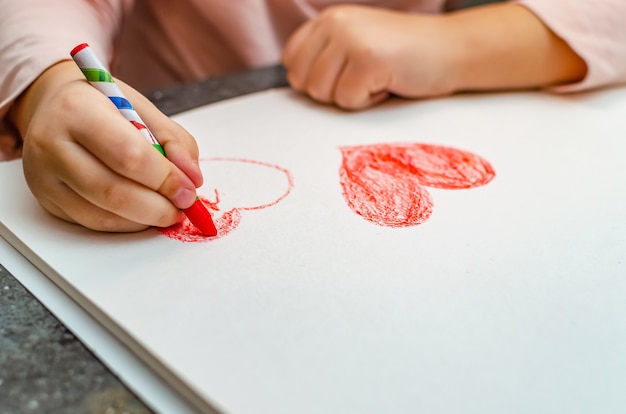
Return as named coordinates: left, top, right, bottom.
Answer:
left=108, top=96, right=133, bottom=110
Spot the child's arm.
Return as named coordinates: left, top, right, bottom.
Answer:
left=281, top=3, right=588, bottom=109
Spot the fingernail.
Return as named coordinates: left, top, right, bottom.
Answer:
left=175, top=187, right=196, bottom=208
left=192, top=159, right=201, bottom=173
left=192, top=160, right=204, bottom=185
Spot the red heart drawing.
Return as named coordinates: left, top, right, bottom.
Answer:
left=160, top=144, right=494, bottom=241
left=339, top=143, right=495, bottom=227
left=159, top=157, right=294, bottom=242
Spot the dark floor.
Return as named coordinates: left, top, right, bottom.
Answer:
left=0, top=265, right=151, bottom=414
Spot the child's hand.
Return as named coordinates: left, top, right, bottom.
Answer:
left=10, top=60, right=203, bottom=232
left=282, top=4, right=587, bottom=110
left=282, top=5, right=458, bottom=110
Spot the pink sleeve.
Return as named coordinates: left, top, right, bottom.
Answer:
left=0, top=0, right=129, bottom=161
left=514, top=0, right=626, bottom=93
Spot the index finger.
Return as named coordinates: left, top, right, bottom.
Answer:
left=68, top=87, right=198, bottom=210
left=119, top=80, right=205, bottom=188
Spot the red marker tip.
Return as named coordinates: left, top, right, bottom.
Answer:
left=183, top=199, right=217, bottom=236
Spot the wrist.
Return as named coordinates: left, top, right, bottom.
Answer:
left=438, top=4, right=587, bottom=92
left=430, top=14, right=467, bottom=95
left=9, top=60, right=84, bottom=138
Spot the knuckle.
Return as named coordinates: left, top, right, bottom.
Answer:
left=114, top=140, right=150, bottom=176
left=100, top=182, right=132, bottom=212
left=351, top=46, right=377, bottom=66
left=23, top=129, right=49, bottom=157
left=156, top=166, right=191, bottom=206
left=57, top=83, right=100, bottom=117
left=307, top=84, right=330, bottom=103
left=172, top=123, right=200, bottom=155
left=321, top=5, right=350, bottom=24
left=334, top=90, right=361, bottom=110
left=55, top=86, right=81, bottom=113
left=287, top=70, right=304, bottom=90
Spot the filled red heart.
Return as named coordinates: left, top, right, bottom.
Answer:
left=339, top=143, right=495, bottom=227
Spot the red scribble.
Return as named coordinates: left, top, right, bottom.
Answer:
left=339, top=143, right=495, bottom=227
left=158, top=158, right=294, bottom=242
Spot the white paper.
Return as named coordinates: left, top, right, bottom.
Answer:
left=1, top=88, right=625, bottom=413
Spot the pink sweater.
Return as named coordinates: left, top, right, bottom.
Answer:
left=1, top=0, right=625, bottom=160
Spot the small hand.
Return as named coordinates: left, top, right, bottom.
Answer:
left=282, top=5, right=457, bottom=110
left=13, top=61, right=203, bottom=232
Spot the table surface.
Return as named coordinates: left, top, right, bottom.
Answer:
left=0, top=65, right=288, bottom=414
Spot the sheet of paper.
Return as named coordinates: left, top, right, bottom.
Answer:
left=1, top=88, right=625, bottom=413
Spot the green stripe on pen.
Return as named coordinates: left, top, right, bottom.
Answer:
left=153, top=143, right=165, bottom=156
left=80, top=68, right=113, bottom=83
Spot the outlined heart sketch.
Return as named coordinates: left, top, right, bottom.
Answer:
left=159, top=157, right=294, bottom=242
